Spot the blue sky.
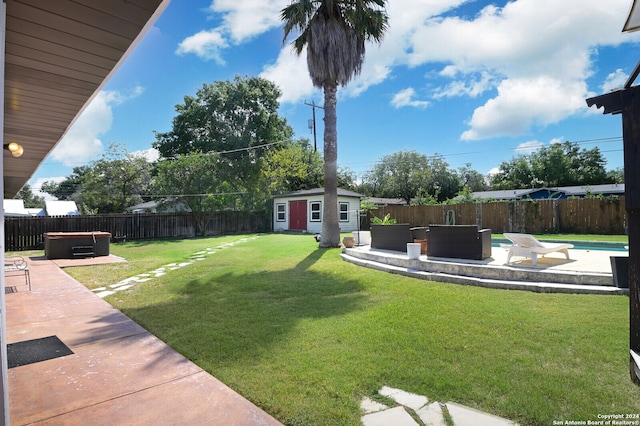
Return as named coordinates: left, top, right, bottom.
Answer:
left=30, top=0, right=640, bottom=196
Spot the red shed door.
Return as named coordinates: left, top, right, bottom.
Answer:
left=289, top=200, right=307, bottom=231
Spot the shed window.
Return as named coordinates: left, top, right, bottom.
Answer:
left=310, top=201, right=321, bottom=222
left=339, top=202, right=349, bottom=222
left=276, top=203, right=286, bottom=222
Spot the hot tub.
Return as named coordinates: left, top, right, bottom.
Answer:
left=44, top=232, right=111, bottom=259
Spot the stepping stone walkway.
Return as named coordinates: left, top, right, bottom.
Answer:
left=361, top=386, right=518, bottom=426
left=91, top=236, right=259, bottom=298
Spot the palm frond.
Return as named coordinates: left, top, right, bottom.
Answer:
left=281, top=0, right=316, bottom=46
left=281, top=0, right=388, bottom=85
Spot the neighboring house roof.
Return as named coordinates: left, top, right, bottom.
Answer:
left=364, top=197, right=407, bottom=206
left=273, top=188, right=364, bottom=199
left=4, top=199, right=30, bottom=216
left=45, top=200, right=79, bottom=216
left=127, top=199, right=192, bottom=213
left=469, top=189, right=533, bottom=200
left=471, top=184, right=625, bottom=200
left=127, top=200, right=158, bottom=212
left=558, top=184, right=625, bottom=196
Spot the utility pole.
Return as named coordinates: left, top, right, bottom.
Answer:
left=304, top=100, right=323, bottom=151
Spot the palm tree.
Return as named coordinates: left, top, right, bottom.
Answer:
left=281, top=0, right=388, bottom=247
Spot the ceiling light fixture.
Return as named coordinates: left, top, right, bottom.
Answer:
left=4, top=142, right=24, bottom=158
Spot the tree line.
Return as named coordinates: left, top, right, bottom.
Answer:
left=18, top=76, right=622, bottom=232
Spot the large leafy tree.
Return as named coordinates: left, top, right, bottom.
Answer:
left=361, top=150, right=461, bottom=203
left=281, top=0, right=388, bottom=247
left=458, top=163, right=489, bottom=192
left=15, top=184, right=45, bottom=209
left=426, top=154, right=462, bottom=202
left=491, top=141, right=611, bottom=189
left=41, top=165, right=91, bottom=202
left=78, top=145, right=152, bottom=213
left=366, top=150, right=430, bottom=204
left=153, top=76, right=293, bottom=196
left=40, top=146, right=151, bottom=213
left=490, top=155, right=536, bottom=190
left=153, top=154, right=233, bottom=236
left=261, top=138, right=324, bottom=195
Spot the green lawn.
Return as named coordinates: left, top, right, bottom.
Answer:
left=63, top=233, right=640, bottom=425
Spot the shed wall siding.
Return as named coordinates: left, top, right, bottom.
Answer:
left=273, top=195, right=360, bottom=232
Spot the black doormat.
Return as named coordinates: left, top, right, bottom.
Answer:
left=7, top=336, right=74, bottom=368
left=5, top=286, right=17, bottom=294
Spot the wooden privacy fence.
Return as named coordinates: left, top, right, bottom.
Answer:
left=5, top=211, right=268, bottom=251
left=366, top=197, right=626, bottom=235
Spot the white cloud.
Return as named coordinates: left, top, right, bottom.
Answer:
left=131, top=148, right=160, bottom=163
left=405, top=0, right=636, bottom=140
left=184, top=0, right=640, bottom=138
left=51, top=87, right=144, bottom=166
left=460, top=77, right=587, bottom=140
left=549, top=137, right=564, bottom=145
left=176, top=29, right=228, bottom=64
left=30, top=176, right=65, bottom=201
left=516, top=140, right=544, bottom=153
left=209, top=0, right=289, bottom=43
left=487, top=166, right=500, bottom=177
left=433, top=70, right=496, bottom=99
left=601, top=68, right=628, bottom=93
left=260, top=48, right=315, bottom=104
left=178, top=0, right=288, bottom=63
left=391, top=88, right=430, bottom=109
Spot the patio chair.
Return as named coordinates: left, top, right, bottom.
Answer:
left=4, top=255, right=30, bottom=290
left=503, top=233, right=573, bottom=266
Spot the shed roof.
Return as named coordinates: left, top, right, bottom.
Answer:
left=273, top=188, right=364, bottom=199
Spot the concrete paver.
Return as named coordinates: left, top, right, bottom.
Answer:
left=446, top=401, right=518, bottom=426
left=360, top=396, right=389, bottom=414
left=379, top=386, right=429, bottom=411
left=362, top=387, right=519, bottom=426
left=361, top=406, right=418, bottom=426
left=417, top=402, right=446, bottom=426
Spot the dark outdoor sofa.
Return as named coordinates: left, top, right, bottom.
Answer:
left=370, top=224, right=428, bottom=252
left=426, top=225, right=492, bottom=260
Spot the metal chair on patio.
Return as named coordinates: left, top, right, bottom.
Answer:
left=4, top=255, right=31, bottom=290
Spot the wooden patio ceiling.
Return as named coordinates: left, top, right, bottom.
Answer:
left=3, top=0, right=170, bottom=198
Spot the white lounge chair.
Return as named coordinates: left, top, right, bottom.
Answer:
left=503, top=233, right=574, bottom=266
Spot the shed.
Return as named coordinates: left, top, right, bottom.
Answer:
left=273, top=188, right=363, bottom=233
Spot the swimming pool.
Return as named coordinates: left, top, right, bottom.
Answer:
left=492, top=239, right=628, bottom=252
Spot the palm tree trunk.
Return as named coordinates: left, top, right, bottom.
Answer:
left=320, top=82, right=340, bottom=248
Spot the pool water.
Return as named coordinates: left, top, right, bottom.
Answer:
left=492, top=239, right=628, bottom=252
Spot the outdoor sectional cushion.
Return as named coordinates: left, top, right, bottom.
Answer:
left=370, top=224, right=413, bottom=252
left=426, top=225, right=492, bottom=260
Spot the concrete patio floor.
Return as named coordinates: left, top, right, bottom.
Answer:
left=342, top=244, right=629, bottom=295
left=4, top=255, right=282, bottom=425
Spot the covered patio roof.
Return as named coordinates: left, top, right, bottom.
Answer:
left=2, top=0, right=170, bottom=198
